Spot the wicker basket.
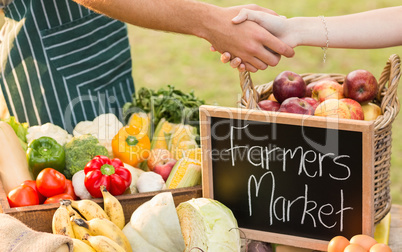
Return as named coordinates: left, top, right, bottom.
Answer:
left=239, top=54, right=401, bottom=224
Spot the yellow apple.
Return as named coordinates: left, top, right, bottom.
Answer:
left=314, top=99, right=351, bottom=119
left=361, top=102, right=382, bottom=121
left=312, top=80, right=344, bottom=102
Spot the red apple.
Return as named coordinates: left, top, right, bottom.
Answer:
left=279, top=97, right=315, bottom=115
left=147, top=148, right=172, bottom=171
left=361, top=102, right=382, bottom=121
left=340, top=98, right=364, bottom=120
left=301, top=97, right=319, bottom=110
left=153, top=158, right=177, bottom=181
left=273, top=71, right=306, bottom=103
left=258, top=100, right=280, bottom=112
left=312, top=80, right=344, bottom=102
left=314, top=99, right=351, bottom=119
left=343, top=69, right=378, bottom=103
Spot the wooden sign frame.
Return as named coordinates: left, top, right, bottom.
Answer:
left=200, top=105, right=374, bottom=251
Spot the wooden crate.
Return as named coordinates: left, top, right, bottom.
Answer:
left=0, top=176, right=202, bottom=233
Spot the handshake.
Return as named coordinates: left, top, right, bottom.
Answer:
left=212, top=6, right=401, bottom=72
left=210, top=8, right=297, bottom=73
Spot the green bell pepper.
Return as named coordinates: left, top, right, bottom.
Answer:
left=27, top=136, right=66, bottom=178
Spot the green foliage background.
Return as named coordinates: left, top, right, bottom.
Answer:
left=127, top=0, right=402, bottom=204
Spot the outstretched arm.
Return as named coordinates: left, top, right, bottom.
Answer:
left=289, top=6, right=402, bottom=49
left=224, top=6, right=402, bottom=70
left=73, top=0, right=295, bottom=72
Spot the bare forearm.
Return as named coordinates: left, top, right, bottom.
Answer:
left=289, top=6, right=402, bottom=49
left=73, top=0, right=218, bottom=39
left=73, top=0, right=295, bottom=71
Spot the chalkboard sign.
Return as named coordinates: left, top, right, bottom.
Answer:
left=200, top=105, right=375, bottom=251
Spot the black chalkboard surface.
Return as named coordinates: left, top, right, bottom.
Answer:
left=200, top=105, right=375, bottom=251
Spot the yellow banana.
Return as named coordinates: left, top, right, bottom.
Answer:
left=100, top=185, right=125, bottom=229
left=72, top=238, right=96, bottom=252
left=74, top=217, right=132, bottom=252
left=61, top=199, right=84, bottom=219
left=70, top=199, right=109, bottom=221
left=83, top=234, right=126, bottom=252
left=52, top=203, right=75, bottom=238
left=70, top=216, right=91, bottom=245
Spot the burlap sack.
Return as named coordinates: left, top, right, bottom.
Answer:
left=0, top=213, right=73, bottom=252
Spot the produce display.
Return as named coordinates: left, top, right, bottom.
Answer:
left=1, top=86, right=203, bottom=211
left=0, top=82, right=395, bottom=251
left=261, top=70, right=382, bottom=121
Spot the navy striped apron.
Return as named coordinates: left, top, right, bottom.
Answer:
left=0, top=0, right=134, bottom=132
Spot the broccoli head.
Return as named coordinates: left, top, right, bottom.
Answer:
left=64, top=134, right=109, bottom=179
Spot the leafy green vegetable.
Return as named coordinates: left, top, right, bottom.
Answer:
left=176, top=198, right=241, bottom=251
left=63, top=134, right=109, bottom=179
left=2, top=116, right=28, bottom=151
left=122, top=85, right=205, bottom=138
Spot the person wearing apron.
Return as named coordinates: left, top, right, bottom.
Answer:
left=0, top=0, right=134, bottom=132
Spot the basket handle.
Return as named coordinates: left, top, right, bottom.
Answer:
left=377, top=54, right=401, bottom=113
left=239, top=71, right=259, bottom=110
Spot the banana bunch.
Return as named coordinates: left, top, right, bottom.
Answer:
left=52, top=185, right=131, bottom=252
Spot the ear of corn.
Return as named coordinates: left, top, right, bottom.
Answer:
left=166, top=158, right=201, bottom=189
left=172, top=140, right=198, bottom=160
left=174, top=147, right=202, bottom=162
left=150, top=118, right=175, bottom=150
left=169, top=124, right=198, bottom=153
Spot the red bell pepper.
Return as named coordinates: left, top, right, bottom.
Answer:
left=84, top=155, right=132, bottom=198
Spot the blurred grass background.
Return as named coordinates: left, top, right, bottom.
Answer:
left=127, top=0, right=402, bottom=204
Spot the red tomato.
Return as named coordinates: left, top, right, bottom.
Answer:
left=63, top=179, right=78, bottom=200
left=36, top=168, right=66, bottom=198
left=7, top=185, right=39, bottom=207
left=44, top=193, right=74, bottom=204
left=21, top=180, right=46, bottom=204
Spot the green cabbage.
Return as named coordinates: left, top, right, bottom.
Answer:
left=177, top=198, right=241, bottom=252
